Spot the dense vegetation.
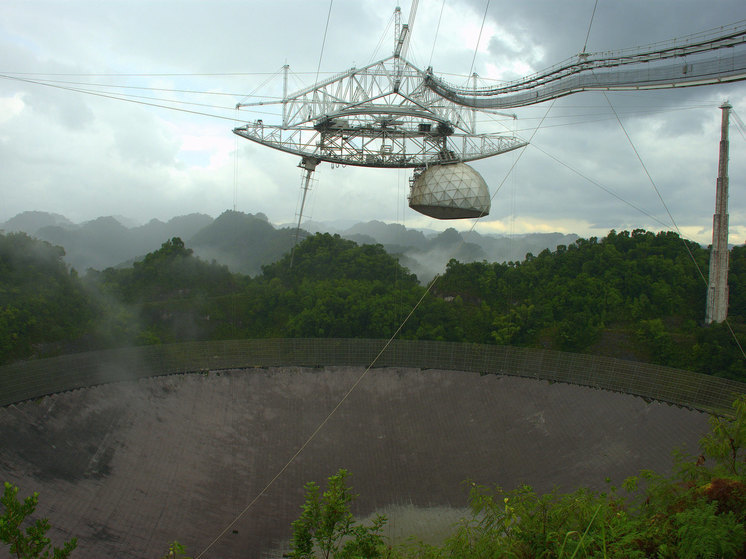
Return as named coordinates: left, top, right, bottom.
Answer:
left=1, top=228, right=745, bottom=379
left=4, top=229, right=746, bottom=557
left=0, top=481, right=77, bottom=558
left=287, top=397, right=746, bottom=558
left=0, top=233, right=97, bottom=362
left=436, top=229, right=746, bottom=378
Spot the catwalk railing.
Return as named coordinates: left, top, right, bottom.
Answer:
left=1, top=339, right=744, bottom=413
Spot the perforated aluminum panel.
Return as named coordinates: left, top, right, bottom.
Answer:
left=409, top=162, right=490, bottom=219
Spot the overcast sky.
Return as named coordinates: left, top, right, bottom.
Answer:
left=2, top=0, right=746, bottom=244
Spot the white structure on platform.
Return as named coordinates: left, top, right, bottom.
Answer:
left=409, top=162, right=491, bottom=219
left=233, top=7, right=746, bottom=226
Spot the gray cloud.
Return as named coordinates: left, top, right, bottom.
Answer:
left=0, top=0, right=745, bottom=244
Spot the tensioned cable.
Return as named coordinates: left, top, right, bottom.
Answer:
left=0, top=77, right=255, bottom=97
left=529, top=142, right=671, bottom=229
left=476, top=105, right=715, bottom=134
left=0, top=74, right=252, bottom=123
left=5, top=73, right=713, bottom=132
left=468, top=0, right=491, bottom=79
left=314, top=0, right=334, bottom=90
left=35, top=84, right=237, bottom=112
left=235, top=65, right=288, bottom=107
left=603, top=92, right=704, bottom=270
left=196, top=100, right=557, bottom=557
left=369, top=10, right=396, bottom=63
left=194, top=281, right=438, bottom=558
left=602, top=91, right=746, bottom=360
left=581, top=0, right=600, bottom=55
left=476, top=102, right=555, bottom=223
left=196, top=60, right=559, bottom=559
left=233, top=108, right=240, bottom=212
left=732, top=109, right=746, bottom=141
left=478, top=105, right=674, bottom=227
left=428, top=0, right=447, bottom=68
left=0, top=67, right=512, bottom=84
left=0, top=70, right=336, bottom=77
left=506, top=119, right=518, bottom=323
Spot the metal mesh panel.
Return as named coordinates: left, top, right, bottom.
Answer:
left=429, top=50, right=746, bottom=109
left=1, top=339, right=744, bottom=413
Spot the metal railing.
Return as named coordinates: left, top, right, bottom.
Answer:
left=1, top=339, right=744, bottom=413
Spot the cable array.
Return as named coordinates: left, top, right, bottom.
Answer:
left=3, top=2, right=745, bottom=556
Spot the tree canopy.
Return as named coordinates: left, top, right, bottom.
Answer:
left=1, top=229, right=744, bottom=379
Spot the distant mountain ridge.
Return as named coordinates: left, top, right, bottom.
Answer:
left=2, top=211, right=214, bottom=272
left=330, top=219, right=577, bottom=282
left=1, top=210, right=578, bottom=281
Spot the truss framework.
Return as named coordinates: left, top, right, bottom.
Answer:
left=234, top=55, right=526, bottom=168
left=426, top=21, right=746, bottom=109
left=233, top=122, right=525, bottom=168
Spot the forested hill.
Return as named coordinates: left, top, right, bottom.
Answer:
left=1, top=229, right=745, bottom=379
left=1, top=210, right=576, bottom=280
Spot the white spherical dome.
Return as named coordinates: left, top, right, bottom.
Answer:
left=408, top=162, right=490, bottom=219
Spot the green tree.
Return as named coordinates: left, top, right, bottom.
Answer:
left=288, top=469, right=388, bottom=559
left=0, top=482, right=77, bottom=559
left=160, top=540, right=192, bottom=558
left=0, top=232, right=97, bottom=363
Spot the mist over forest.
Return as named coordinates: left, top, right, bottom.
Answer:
left=1, top=210, right=745, bottom=380
left=0, top=210, right=577, bottom=281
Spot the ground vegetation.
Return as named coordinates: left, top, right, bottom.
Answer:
left=1, top=229, right=744, bottom=379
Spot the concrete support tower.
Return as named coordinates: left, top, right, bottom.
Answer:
left=705, top=101, right=732, bottom=324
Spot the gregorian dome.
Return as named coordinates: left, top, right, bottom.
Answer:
left=408, top=162, right=491, bottom=219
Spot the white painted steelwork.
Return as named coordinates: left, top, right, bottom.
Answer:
left=233, top=9, right=746, bottom=221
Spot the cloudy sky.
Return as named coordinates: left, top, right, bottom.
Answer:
left=2, top=0, right=746, bottom=244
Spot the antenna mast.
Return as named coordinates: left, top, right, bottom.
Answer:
left=705, top=101, right=732, bottom=324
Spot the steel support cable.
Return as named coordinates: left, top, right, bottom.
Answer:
left=424, top=23, right=746, bottom=109
left=468, top=0, right=491, bottom=79
left=474, top=101, right=556, bottom=223
left=0, top=73, right=253, bottom=123
left=56, top=87, right=239, bottom=112
left=235, top=65, right=290, bottom=107
left=427, top=50, right=746, bottom=109
left=0, top=77, right=259, bottom=98
left=732, top=109, right=746, bottom=141
left=369, top=10, right=396, bottom=63
left=2, top=73, right=247, bottom=112
left=196, top=86, right=558, bottom=559
left=314, top=0, right=335, bottom=90
left=602, top=92, right=746, bottom=361
left=475, top=105, right=715, bottom=136
left=603, top=92, right=705, bottom=272
left=233, top=108, right=240, bottom=212
left=0, top=70, right=301, bottom=77
left=452, top=24, right=746, bottom=96
left=529, top=142, right=671, bottom=229
left=428, top=0, right=447, bottom=68
left=194, top=282, right=440, bottom=559
left=581, top=0, right=600, bottom=55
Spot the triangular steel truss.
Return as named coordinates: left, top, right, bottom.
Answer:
left=234, top=55, right=527, bottom=168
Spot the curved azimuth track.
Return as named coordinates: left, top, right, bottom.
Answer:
left=425, top=19, right=746, bottom=109
left=231, top=8, right=746, bottom=223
